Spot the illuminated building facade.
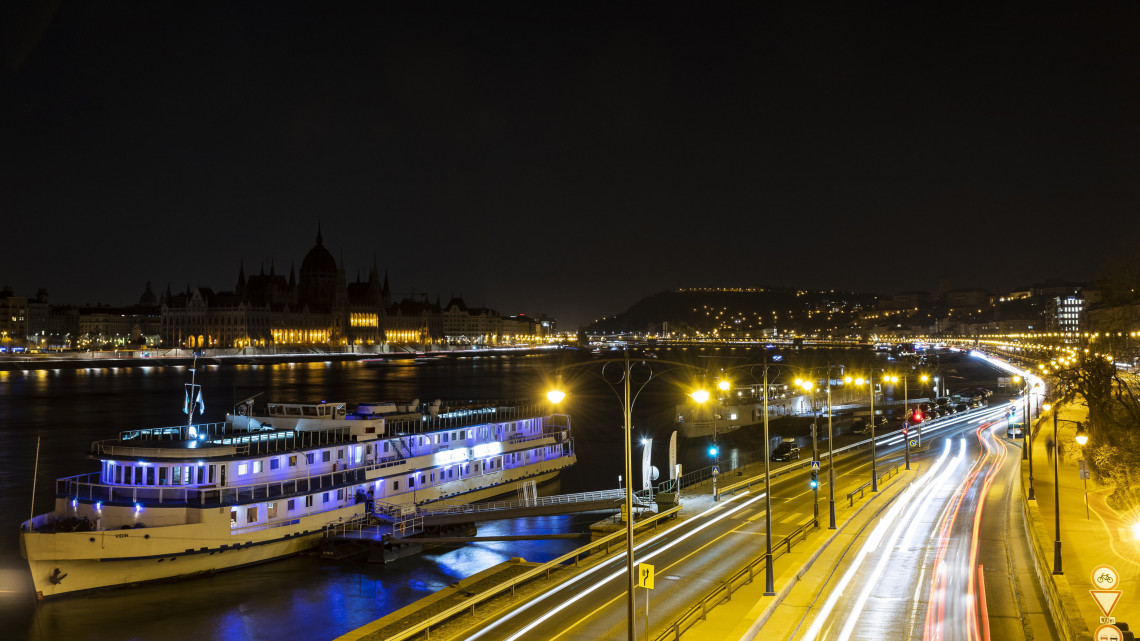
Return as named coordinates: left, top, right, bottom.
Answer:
left=161, top=227, right=389, bottom=349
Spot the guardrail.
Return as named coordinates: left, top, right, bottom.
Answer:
left=653, top=517, right=819, bottom=641
left=846, top=463, right=900, bottom=506
left=377, top=504, right=683, bottom=641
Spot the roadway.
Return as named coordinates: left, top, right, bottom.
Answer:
left=452, top=404, right=1030, bottom=641
left=792, top=406, right=1055, bottom=640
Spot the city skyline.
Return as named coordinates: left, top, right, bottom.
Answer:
left=3, top=3, right=1137, bottom=328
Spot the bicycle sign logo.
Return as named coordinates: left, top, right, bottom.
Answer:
left=1092, top=565, right=1120, bottom=589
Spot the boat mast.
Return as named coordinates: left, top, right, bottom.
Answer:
left=28, top=436, right=41, bottom=528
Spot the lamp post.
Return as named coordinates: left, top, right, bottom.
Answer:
left=548, top=350, right=712, bottom=641
left=849, top=373, right=879, bottom=492
left=798, top=364, right=840, bottom=530
left=1042, top=406, right=1084, bottom=576
left=546, top=350, right=639, bottom=641
left=760, top=364, right=776, bottom=596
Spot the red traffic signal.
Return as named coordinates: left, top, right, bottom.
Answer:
left=903, top=428, right=909, bottom=437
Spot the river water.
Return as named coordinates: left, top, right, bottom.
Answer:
left=0, top=346, right=880, bottom=641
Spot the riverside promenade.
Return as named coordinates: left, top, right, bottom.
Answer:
left=1025, top=398, right=1137, bottom=640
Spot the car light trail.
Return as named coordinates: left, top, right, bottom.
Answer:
left=800, top=437, right=964, bottom=641
left=466, top=490, right=765, bottom=641
left=923, top=422, right=1007, bottom=641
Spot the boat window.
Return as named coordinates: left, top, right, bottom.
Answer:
left=270, top=459, right=280, bottom=471
left=287, top=499, right=295, bottom=511
left=305, top=495, right=313, bottom=507
left=247, top=506, right=258, bottom=523
left=172, top=466, right=181, bottom=485
left=286, top=406, right=301, bottom=415
left=393, top=480, right=400, bottom=491
left=238, top=463, right=249, bottom=475
left=116, top=466, right=124, bottom=484
left=230, top=510, right=237, bottom=527
left=337, top=448, right=344, bottom=460
left=336, top=489, right=344, bottom=500
left=322, top=492, right=330, bottom=503
left=305, top=453, right=314, bottom=465
left=408, top=477, right=414, bottom=488
left=146, top=467, right=155, bottom=485
left=253, top=461, right=263, bottom=474
left=303, top=406, right=317, bottom=416
left=323, top=451, right=331, bottom=462
left=267, top=502, right=277, bottom=519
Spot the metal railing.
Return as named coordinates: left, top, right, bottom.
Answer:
left=415, top=489, right=626, bottom=517
left=846, top=463, right=900, bottom=506
left=653, top=517, right=819, bottom=641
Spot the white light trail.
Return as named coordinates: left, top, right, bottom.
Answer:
left=466, top=491, right=764, bottom=641
left=800, top=437, right=963, bottom=641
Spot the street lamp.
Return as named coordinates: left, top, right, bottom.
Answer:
left=1043, top=407, right=1084, bottom=576
left=547, top=350, right=712, bottom=641
left=798, top=365, right=840, bottom=530
left=547, top=350, right=642, bottom=641
left=849, top=373, right=880, bottom=492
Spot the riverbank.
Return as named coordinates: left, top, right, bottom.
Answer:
left=0, top=345, right=567, bottom=371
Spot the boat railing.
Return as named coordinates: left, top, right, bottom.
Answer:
left=383, top=402, right=548, bottom=435
left=56, top=467, right=373, bottom=507
left=93, top=425, right=357, bottom=457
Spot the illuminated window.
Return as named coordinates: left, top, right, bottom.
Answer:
left=253, top=461, right=263, bottom=474
left=246, top=506, right=258, bottom=523
left=238, top=463, right=248, bottom=475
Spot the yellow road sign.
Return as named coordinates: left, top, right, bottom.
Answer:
left=638, top=563, right=655, bottom=590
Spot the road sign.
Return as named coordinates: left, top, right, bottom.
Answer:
left=811, top=460, right=820, bottom=471
left=909, top=438, right=919, bottom=449
left=712, top=466, right=719, bottom=476
left=1080, top=459, right=1091, bottom=480
left=1091, top=590, right=1123, bottom=617
left=1093, top=564, right=1120, bottom=589
left=1094, top=623, right=1122, bottom=641
left=638, top=563, right=655, bottom=589
left=1101, top=617, right=1117, bottom=625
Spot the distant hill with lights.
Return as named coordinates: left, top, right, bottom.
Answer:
left=586, top=288, right=880, bottom=337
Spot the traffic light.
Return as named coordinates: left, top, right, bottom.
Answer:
left=810, top=469, right=818, bottom=489
left=903, top=427, right=909, bottom=437
left=913, top=410, right=923, bottom=423
left=708, top=445, right=718, bottom=457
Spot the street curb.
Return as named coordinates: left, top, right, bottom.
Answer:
left=1021, top=456, right=1091, bottom=641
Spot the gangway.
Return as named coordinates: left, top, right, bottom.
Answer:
left=375, top=488, right=648, bottom=530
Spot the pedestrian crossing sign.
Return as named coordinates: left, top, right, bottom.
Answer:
left=811, top=461, right=820, bottom=471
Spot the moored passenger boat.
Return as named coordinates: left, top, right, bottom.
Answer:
left=19, top=374, right=576, bottom=599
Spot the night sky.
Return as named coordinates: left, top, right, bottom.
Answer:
left=3, top=2, right=1137, bottom=328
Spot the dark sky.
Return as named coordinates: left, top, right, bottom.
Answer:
left=3, top=2, right=1138, bottom=328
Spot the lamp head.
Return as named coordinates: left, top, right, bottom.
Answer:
left=691, top=389, right=710, bottom=404
left=1075, top=423, right=1088, bottom=446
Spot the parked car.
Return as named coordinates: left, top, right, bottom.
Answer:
left=771, top=438, right=801, bottom=462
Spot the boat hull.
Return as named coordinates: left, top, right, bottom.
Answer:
left=21, top=503, right=368, bottom=600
